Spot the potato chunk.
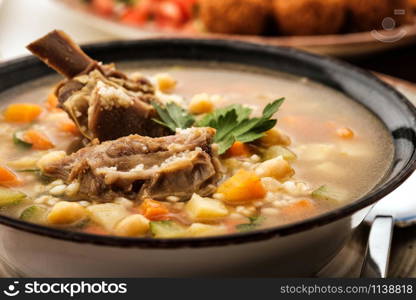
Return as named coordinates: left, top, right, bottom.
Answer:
left=255, top=156, right=294, bottom=181
left=185, top=194, right=229, bottom=221
left=185, top=223, right=227, bottom=237
left=47, top=201, right=87, bottom=225
left=87, top=203, right=129, bottom=231
left=114, top=214, right=150, bottom=237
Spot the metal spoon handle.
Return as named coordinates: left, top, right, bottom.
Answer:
left=361, top=216, right=394, bottom=278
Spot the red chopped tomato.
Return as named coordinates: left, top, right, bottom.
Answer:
left=121, top=7, right=150, bottom=26
left=154, top=1, right=187, bottom=28
left=91, top=0, right=114, bottom=17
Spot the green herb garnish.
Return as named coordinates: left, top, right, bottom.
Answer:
left=152, top=102, right=195, bottom=132
left=152, top=98, right=285, bottom=154
left=236, top=216, right=266, bottom=232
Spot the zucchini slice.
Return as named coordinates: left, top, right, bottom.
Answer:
left=150, top=221, right=187, bottom=238
left=0, top=187, right=26, bottom=207
left=263, top=145, right=297, bottom=161
left=13, top=131, right=32, bottom=148
left=312, top=185, right=347, bottom=203
left=20, top=205, right=48, bottom=224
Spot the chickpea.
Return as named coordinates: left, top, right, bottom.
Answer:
left=154, top=73, right=177, bottom=92
left=114, top=214, right=150, bottom=237
left=188, top=94, right=215, bottom=114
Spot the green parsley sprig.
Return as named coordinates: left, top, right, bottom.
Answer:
left=152, top=98, right=285, bottom=154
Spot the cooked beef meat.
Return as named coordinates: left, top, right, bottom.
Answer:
left=27, top=30, right=168, bottom=141
left=40, top=128, right=222, bottom=202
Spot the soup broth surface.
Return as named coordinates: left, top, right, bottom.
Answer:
left=0, top=62, right=394, bottom=236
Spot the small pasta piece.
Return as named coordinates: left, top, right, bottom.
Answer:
left=47, top=201, right=88, bottom=225
left=114, top=214, right=150, bottom=237
left=255, top=156, right=294, bottom=181
left=65, top=181, right=80, bottom=197
left=49, top=184, right=67, bottom=196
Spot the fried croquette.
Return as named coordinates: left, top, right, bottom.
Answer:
left=198, top=0, right=271, bottom=35
left=272, top=0, right=346, bottom=36
left=345, top=0, right=412, bottom=32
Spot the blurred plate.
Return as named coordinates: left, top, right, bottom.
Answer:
left=53, top=0, right=416, bottom=58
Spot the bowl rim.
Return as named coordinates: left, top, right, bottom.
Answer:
left=0, top=38, right=415, bottom=249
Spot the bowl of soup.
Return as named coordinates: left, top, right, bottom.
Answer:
left=0, top=32, right=414, bottom=277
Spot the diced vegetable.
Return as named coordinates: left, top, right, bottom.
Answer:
left=0, top=187, right=26, bottom=207
left=59, top=121, right=79, bottom=135
left=236, top=216, right=265, bottom=232
left=20, top=205, right=48, bottom=224
left=226, top=141, right=251, bottom=157
left=4, top=103, right=42, bottom=123
left=150, top=220, right=187, bottom=238
left=139, top=198, right=170, bottom=221
left=45, top=93, right=59, bottom=111
left=185, top=223, right=227, bottom=237
left=23, top=130, right=54, bottom=150
left=217, top=169, right=266, bottom=204
left=114, top=214, right=150, bottom=237
left=260, top=128, right=291, bottom=147
left=255, top=157, right=294, bottom=181
left=13, top=131, right=32, bottom=148
left=185, top=194, right=228, bottom=222
left=87, top=203, right=129, bottom=231
left=0, top=166, right=22, bottom=187
left=48, top=201, right=88, bottom=225
left=281, top=199, right=315, bottom=215
left=263, top=145, right=297, bottom=161
left=312, top=185, right=348, bottom=203
left=336, top=127, right=354, bottom=139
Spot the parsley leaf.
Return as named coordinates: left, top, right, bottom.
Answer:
left=236, top=216, right=266, bottom=232
left=152, top=98, right=285, bottom=154
left=152, top=102, right=195, bottom=132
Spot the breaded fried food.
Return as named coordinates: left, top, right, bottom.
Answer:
left=411, top=0, right=416, bottom=10
left=198, top=0, right=271, bottom=35
left=345, top=0, right=412, bottom=32
left=272, top=0, right=346, bottom=36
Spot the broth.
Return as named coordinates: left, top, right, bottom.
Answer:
left=0, top=62, right=394, bottom=237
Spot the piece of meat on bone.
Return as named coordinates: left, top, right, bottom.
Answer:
left=39, top=128, right=222, bottom=202
left=27, top=30, right=168, bottom=141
